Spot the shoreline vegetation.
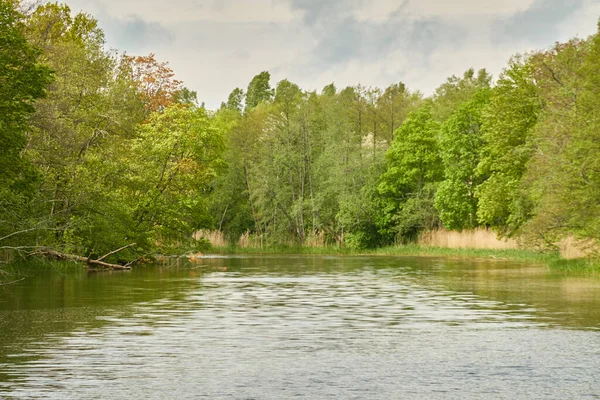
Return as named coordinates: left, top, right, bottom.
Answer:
left=5, top=245, right=596, bottom=275
left=1, top=238, right=598, bottom=277
left=1, top=1, right=599, bottom=274
left=197, top=228, right=600, bottom=273
left=208, top=245, right=599, bottom=273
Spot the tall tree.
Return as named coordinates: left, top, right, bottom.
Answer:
left=432, top=68, right=492, bottom=121
left=0, top=0, right=51, bottom=193
left=0, top=0, right=52, bottom=246
left=476, top=56, right=541, bottom=234
left=520, top=34, right=600, bottom=249
left=121, top=53, right=182, bottom=116
left=379, top=102, right=443, bottom=241
left=226, top=87, right=244, bottom=112
left=245, top=71, right=273, bottom=110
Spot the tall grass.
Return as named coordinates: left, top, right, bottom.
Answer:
left=558, top=236, right=599, bottom=259
left=193, top=230, right=228, bottom=247
left=418, top=228, right=518, bottom=250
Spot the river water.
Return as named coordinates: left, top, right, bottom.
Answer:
left=1, top=255, right=599, bottom=399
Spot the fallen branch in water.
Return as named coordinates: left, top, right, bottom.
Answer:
left=96, top=243, right=137, bottom=262
left=31, top=248, right=134, bottom=270
left=0, top=277, right=26, bottom=286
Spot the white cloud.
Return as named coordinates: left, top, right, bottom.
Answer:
left=351, top=0, right=537, bottom=21
left=68, top=0, right=294, bottom=23
left=49, top=0, right=600, bottom=109
left=402, top=0, right=536, bottom=17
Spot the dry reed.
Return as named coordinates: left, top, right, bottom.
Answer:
left=418, top=228, right=519, bottom=250
left=559, top=237, right=599, bottom=260
left=193, top=230, right=228, bottom=247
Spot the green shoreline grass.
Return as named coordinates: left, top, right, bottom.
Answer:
left=210, top=244, right=600, bottom=273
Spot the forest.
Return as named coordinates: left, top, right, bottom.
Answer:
left=1, top=0, right=600, bottom=264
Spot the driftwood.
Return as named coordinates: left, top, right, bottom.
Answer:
left=0, top=277, right=26, bottom=286
left=32, top=244, right=137, bottom=270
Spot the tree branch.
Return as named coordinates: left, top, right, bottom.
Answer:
left=0, top=228, right=52, bottom=243
left=96, top=243, right=137, bottom=262
left=0, top=277, right=26, bottom=286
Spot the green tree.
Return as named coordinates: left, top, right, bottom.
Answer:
left=22, top=3, right=145, bottom=253
left=245, top=71, right=273, bottom=110
left=476, top=57, right=541, bottom=234
left=520, top=33, right=600, bottom=249
left=435, top=88, right=491, bottom=230
left=0, top=0, right=51, bottom=193
left=432, top=68, right=491, bottom=121
left=377, top=82, right=422, bottom=142
left=124, top=105, right=223, bottom=253
left=379, top=102, right=443, bottom=241
left=226, top=87, right=244, bottom=112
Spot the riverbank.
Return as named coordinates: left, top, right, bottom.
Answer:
left=2, top=246, right=598, bottom=277
left=210, top=245, right=600, bottom=273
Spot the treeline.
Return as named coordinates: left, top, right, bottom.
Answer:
left=2, top=1, right=600, bottom=261
left=212, top=32, right=600, bottom=252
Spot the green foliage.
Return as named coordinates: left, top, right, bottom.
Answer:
left=519, top=33, right=600, bottom=249
left=0, top=0, right=52, bottom=246
left=476, top=57, right=541, bottom=233
left=432, top=68, right=492, bottom=121
left=0, top=0, right=51, bottom=193
left=379, top=103, right=443, bottom=240
left=435, top=88, right=491, bottom=230
left=225, top=87, right=244, bottom=111
left=124, top=105, right=223, bottom=252
left=174, top=87, right=199, bottom=107
left=245, top=71, right=273, bottom=110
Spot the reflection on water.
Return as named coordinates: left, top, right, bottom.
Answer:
left=1, top=256, right=599, bottom=399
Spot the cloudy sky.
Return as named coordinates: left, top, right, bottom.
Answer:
left=63, top=0, right=600, bottom=109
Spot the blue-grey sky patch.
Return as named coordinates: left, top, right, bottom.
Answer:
left=102, top=16, right=175, bottom=51
left=492, top=0, right=588, bottom=46
left=289, top=0, right=362, bottom=25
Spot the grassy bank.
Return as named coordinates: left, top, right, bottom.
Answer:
left=210, top=244, right=600, bottom=273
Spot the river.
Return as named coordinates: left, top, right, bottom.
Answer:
left=1, top=255, right=599, bottom=399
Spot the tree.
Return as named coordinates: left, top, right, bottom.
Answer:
left=476, top=56, right=541, bottom=234
left=245, top=71, right=273, bottom=110
left=211, top=104, right=271, bottom=243
left=124, top=105, right=223, bottom=252
left=377, top=82, right=422, bottom=142
left=22, top=3, right=145, bottom=254
left=0, top=0, right=52, bottom=247
left=432, top=68, right=491, bottom=122
left=174, top=87, right=199, bottom=108
left=226, top=87, right=244, bottom=112
left=435, top=88, right=491, bottom=230
left=121, top=53, right=182, bottom=115
left=378, top=102, right=443, bottom=240
left=0, top=0, right=51, bottom=193
left=519, top=33, right=600, bottom=249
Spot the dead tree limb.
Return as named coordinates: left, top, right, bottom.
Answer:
left=31, top=249, right=132, bottom=270
left=96, top=243, right=136, bottom=262
left=0, top=277, right=26, bottom=286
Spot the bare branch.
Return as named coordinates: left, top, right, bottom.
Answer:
left=96, top=243, right=137, bottom=262
left=0, top=277, right=26, bottom=287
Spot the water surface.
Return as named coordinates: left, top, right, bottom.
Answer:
left=1, top=255, right=599, bottom=399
